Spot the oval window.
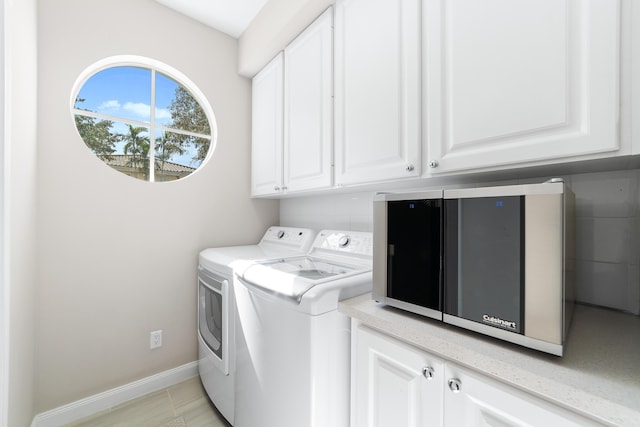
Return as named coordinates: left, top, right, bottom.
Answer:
left=71, top=56, right=216, bottom=182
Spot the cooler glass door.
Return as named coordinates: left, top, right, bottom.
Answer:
left=444, top=196, right=524, bottom=334
left=386, top=199, right=442, bottom=311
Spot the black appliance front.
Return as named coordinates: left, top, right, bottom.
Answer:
left=444, top=196, right=525, bottom=334
left=386, top=199, right=442, bottom=312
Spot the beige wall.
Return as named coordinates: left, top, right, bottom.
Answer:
left=5, top=0, right=38, bottom=425
left=238, top=0, right=333, bottom=77
left=36, top=0, right=278, bottom=413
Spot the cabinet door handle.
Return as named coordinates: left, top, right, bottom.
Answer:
left=274, top=186, right=280, bottom=191
left=428, top=160, right=439, bottom=168
left=406, top=164, right=415, bottom=172
left=422, top=366, right=435, bottom=380
left=448, top=378, right=462, bottom=393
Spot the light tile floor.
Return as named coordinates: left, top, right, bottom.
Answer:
left=65, top=376, right=231, bottom=427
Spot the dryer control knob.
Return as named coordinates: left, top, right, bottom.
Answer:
left=338, top=235, right=351, bottom=248
left=277, top=230, right=285, bottom=239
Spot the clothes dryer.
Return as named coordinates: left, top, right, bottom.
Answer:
left=197, top=226, right=314, bottom=424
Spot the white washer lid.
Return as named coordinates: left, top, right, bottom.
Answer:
left=239, top=256, right=370, bottom=302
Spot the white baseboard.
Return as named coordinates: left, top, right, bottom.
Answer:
left=31, top=361, right=199, bottom=427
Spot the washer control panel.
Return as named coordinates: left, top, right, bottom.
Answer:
left=314, top=230, right=373, bottom=257
left=261, top=227, right=315, bottom=249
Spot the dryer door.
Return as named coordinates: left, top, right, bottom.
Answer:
left=198, top=267, right=229, bottom=375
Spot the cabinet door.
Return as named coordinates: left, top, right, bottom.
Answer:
left=334, top=0, right=421, bottom=185
left=425, top=0, right=620, bottom=174
left=352, top=323, right=443, bottom=427
left=443, top=364, right=602, bottom=427
left=284, top=8, right=333, bottom=192
left=251, top=53, right=284, bottom=196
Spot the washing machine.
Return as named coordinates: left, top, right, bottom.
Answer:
left=234, top=230, right=373, bottom=427
left=197, top=226, right=315, bottom=424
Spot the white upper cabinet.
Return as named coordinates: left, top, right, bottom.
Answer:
left=424, top=0, right=621, bottom=174
left=334, top=0, right=421, bottom=185
left=251, top=52, right=284, bottom=197
left=252, top=0, right=627, bottom=196
left=251, top=9, right=333, bottom=197
left=284, top=8, right=333, bottom=192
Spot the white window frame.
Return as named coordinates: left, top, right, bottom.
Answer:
left=70, top=55, right=217, bottom=182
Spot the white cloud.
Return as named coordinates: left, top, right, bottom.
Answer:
left=155, top=108, right=171, bottom=120
left=97, top=100, right=171, bottom=123
left=97, top=99, right=120, bottom=112
left=123, top=102, right=151, bottom=118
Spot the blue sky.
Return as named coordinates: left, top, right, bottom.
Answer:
left=75, top=66, right=177, bottom=126
left=75, top=66, right=204, bottom=167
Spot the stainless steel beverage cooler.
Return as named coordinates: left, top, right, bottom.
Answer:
left=373, top=180, right=575, bottom=356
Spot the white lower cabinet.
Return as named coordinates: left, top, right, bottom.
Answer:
left=352, top=321, right=602, bottom=427
left=444, top=364, right=602, bottom=427
left=352, top=323, right=444, bottom=427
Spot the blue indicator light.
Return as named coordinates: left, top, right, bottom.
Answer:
left=409, top=203, right=415, bottom=209
left=496, top=201, right=504, bottom=207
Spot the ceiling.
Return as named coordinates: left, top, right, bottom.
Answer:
left=155, top=0, right=269, bottom=38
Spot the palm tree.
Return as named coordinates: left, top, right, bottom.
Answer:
left=155, top=131, right=185, bottom=176
left=120, top=124, right=150, bottom=179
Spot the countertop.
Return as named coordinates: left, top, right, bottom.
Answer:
left=339, top=294, right=640, bottom=426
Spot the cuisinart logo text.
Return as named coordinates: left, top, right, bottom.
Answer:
left=482, top=315, right=517, bottom=330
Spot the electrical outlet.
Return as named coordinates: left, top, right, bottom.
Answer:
left=150, top=330, right=163, bottom=349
